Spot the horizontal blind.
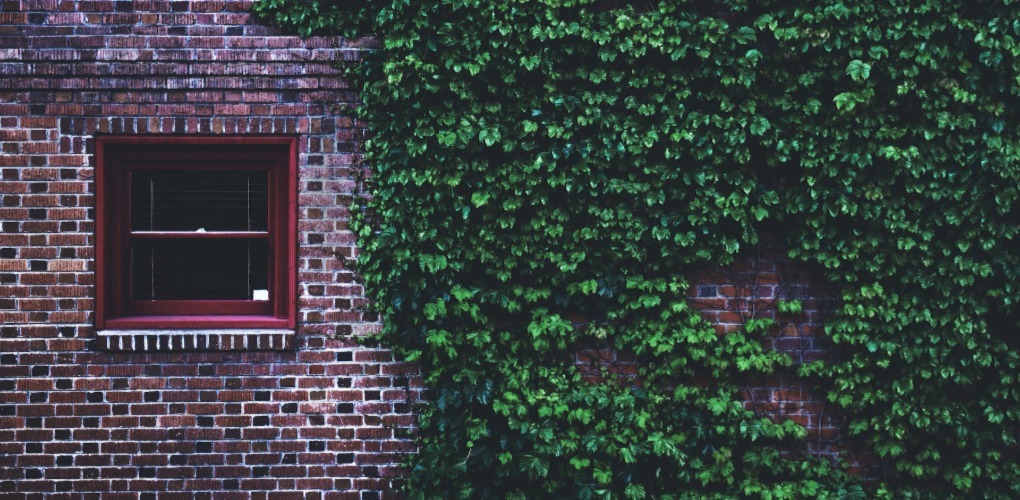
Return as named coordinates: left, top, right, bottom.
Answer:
left=130, top=170, right=269, bottom=232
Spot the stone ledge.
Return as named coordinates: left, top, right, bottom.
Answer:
left=96, top=329, right=294, bottom=352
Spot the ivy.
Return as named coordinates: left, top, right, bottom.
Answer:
left=256, top=0, right=1020, bottom=497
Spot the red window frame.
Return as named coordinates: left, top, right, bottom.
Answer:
left=95, top=136, right=297, bottom=330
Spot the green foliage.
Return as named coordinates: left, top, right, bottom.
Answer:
left=767, top=3, right=1020, bottom=496
left=255, top=0, right=1020, bottom=497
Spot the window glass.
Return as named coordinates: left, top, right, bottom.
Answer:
left=130, top=238, right=269, bottom=301
left=130, top=170, right=269, bottom=232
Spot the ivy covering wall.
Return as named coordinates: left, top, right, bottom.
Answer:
left=255, top=1, right=1019, bottom=497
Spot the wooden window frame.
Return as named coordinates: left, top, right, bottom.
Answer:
left=95, top=136, right=297, bottom=330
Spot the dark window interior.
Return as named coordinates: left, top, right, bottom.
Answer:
left=128, top=169, right=271, bottom=301
left=130, top=170, right=268, bottom=232
left=131, top=238, right=269, bottom=301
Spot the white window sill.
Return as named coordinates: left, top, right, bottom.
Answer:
left=96, top=329, right=294, bottom=352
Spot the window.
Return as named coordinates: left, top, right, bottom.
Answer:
left=95, top=137, right=297, bottom=330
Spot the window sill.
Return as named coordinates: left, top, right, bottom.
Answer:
left=96, top=328, right=294, bottom=352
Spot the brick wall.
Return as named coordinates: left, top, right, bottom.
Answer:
left=0, top=0, right=419, bottom=497
left=575, top=244, right=874, bottom=476
left=689, top=247, right=874, bottom=475
left=0, top=1, right=868, bottom=497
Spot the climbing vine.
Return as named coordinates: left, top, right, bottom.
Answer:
left=255, top=1, right=1020, bottom=497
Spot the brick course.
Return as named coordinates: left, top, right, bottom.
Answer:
left=1, top=0, right=418, bottom=497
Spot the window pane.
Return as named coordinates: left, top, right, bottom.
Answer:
left=131, top=170, right=268, bottom=231
left=131, top=239, right=269, bottom=301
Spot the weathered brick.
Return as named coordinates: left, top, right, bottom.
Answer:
left=0, top=2, right=404, bottom=469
